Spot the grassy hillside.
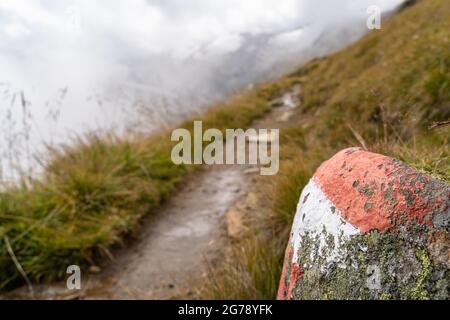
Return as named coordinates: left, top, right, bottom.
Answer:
left=202, top=0, right=449, bottom=299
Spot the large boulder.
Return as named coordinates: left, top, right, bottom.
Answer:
left=278, top=148, right=449, bottom=300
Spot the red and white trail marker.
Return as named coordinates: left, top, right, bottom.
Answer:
left=278, top=148, right=450, bottom=300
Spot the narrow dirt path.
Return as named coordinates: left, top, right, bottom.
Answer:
left=4, top=86, right=300, bottom=300
left=4, top=165, right=248, bottom=300
left=84, top=165, right=248, bottom=299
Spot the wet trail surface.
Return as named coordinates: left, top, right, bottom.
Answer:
left=3, top=86, right=299, bottom=300
left=86, top=166, right=247, bottom=299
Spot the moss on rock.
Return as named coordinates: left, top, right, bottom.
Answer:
left=290, top=223, right=449, bottom=300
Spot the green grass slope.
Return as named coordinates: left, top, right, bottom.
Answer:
left=202, top=0, right=449, bottom=299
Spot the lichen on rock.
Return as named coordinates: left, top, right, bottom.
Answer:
left=277, top=148, right=450, bottom=300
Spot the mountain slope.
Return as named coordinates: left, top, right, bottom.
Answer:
left=203, top=0, right=449, bottom=299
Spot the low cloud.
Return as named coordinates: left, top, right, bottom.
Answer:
left=0, top=0, right=405, bottom=180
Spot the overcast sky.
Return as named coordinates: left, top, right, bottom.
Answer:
left=0, top=0, right=405, bottom=180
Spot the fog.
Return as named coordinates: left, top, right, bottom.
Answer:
left=0, top=0, right=405, bottom=181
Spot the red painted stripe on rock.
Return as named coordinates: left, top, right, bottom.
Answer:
left=313, top=148, right=450, bottom=233
left=277, top=238, right=304, bottom=300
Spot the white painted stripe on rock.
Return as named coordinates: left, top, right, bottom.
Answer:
left=290, top=179, right=360, bottom=270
